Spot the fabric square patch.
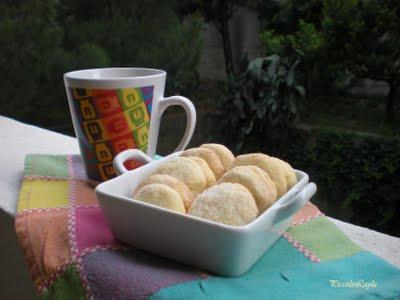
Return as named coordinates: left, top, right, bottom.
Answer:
left=15, top=209, right=71, bottom=287
left=70, top=155, right=88, bottom=180
left=287, top=216, right=362, bottom=261
left=150, top=251, right=400, bottom=300
left=18, top=180, right=69, bottom=210
left=292, top=201, right=322, bottom=225
left=25, top=155, right=68, bottom=178
left=150, top=237, right=312, bottom=300
left=82, top=249, right=203, bottom=300
left=75, top=207, right=116, bottom=254
left=74, top=180, right=99, bottom=206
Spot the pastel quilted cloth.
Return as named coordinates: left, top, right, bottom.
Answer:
left=16, top=155, right=400, bottom=299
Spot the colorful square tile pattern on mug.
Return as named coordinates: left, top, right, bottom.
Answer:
left=70, top=86, right=154, bottom=181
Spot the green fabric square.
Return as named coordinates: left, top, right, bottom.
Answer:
left=287, top=216, right=362, bottom=261
left=41, top=266, right=86, bottom=300
left=25, top=155, right=69, bottom=178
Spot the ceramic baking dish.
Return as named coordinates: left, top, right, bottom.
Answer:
left=95, top=151, right=317, bottom=277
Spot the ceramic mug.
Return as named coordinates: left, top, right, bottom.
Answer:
left=64, top=68, right=196, bottom=182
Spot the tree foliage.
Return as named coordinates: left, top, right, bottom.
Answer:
left=177, top=0, right=238, bottom=77
left=0, top=0, right=203, bottom=128
left=258, top=0, right=400, bottom=123
left=221, top=55, right=305, bottom=151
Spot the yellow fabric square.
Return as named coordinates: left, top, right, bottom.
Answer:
left=18, top=180, right=69, bottom=211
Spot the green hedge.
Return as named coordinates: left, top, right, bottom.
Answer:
left=239, top=127, right=400, bottom=237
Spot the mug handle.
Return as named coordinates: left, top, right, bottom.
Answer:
left=113, top=149, right=153, bottom=175
left=114, top=95, right=196, bottom=175
left=150, top=95, right=196, bottom=154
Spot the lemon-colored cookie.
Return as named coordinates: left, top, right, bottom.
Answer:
left=181, top=148, right=225, bottom=179
left=186, top=156, right=216, bottom=187
left=219, top=166, right=277, bottom=213
left=200, top=143, right=235, bottom=170
left=188, top=183, right=259, bottom=226
left=230, top=153, right=287, bottom=197
left=136, top=174, right=194, bottom=210
left=276, top=158, right=297, bottom=189
left=134, top=183, right=185, bottom=213
left=153, top=157, right=206, bottom=195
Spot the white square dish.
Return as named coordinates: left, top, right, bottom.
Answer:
left=95, top=152, right=317, bottom=277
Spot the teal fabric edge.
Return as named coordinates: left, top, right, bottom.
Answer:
left=149, top=244, right=400, bottom=300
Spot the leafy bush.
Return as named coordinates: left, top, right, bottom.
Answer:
left=0, top=0, right=65, bottom=121
left=0, top=0, right=111, bottom=127
left=260, top=20, right=324, bottom=60
left=239, top=127, right=400, bottom=237
left=258, top=0, right=400, bottom=122
left=0, top=0, right=203, bottom=130
left=221, top=55, right=305, bottom=151
left=61, top=1, right=203, bottom=96
left=322, top=0, right=400, bottom=122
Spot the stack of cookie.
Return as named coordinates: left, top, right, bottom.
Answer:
left=133, top=144, right=297, bottom=226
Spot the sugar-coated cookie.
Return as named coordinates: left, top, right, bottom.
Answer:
left=228, top=153, right=270, bottom=171
left=274, top=158, right=297, bottom=189
left=200, top=143, right=235, bottom=170
left=153, top=157, right=206, bottom=195
left=134, top=183, right=185, bottom=213
left=181, top=148, right=225, bottom=179
left=219, top=166, right=277, bottom=212
left=188, top=183, right=259, bottom=226
left=230, top=153, right=287, bottom=197
left=186, top=156, right=216, bottom=187
left=136, top=174, right=194, bottom=209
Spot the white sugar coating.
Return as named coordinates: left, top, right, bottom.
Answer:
left=181, top=148, right=225, bottom=179
left=274, top=158, right=297, bottom=189
left=219, top=166, right=277, bottom=213
left=188, top=183, right=259, bottom=226
left=230, top=153, right=287, bottom=197
left=263, top=157, right=289, bottom=196
left=134, top=183, right=185, bottom=213
left=153, top=157, right=206, bottom=195
left=228, top=153, right=270, bottom=170
left=135, top=174, right=195, bottom=209
left=200, top=143, right=235, bottom=170
left=186, top=156, right=216, bottom=187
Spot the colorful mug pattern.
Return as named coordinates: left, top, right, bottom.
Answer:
left=70, top=86, right=154, bottom=181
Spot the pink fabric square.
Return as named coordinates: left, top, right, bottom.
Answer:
left=75, top=207, right=117, bottom=254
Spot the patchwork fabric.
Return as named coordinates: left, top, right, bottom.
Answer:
left=74, top=180, right=99, bottom=206
left=288, top=217, right=363, bottom=261
left=81, top=249, right=203, bottom=299
left=15, top=209, right=70, bottom=288
left=18, top=180, right=69, bottom=210
left=24, top=155, right=69, bottom=178
left=150, top=251, right=400, bottom=300
left=75, top=206, right=117, bottom=255
left=291, top=201, right=323, bottom=225
left=15, top=154, right=400, bottom=299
